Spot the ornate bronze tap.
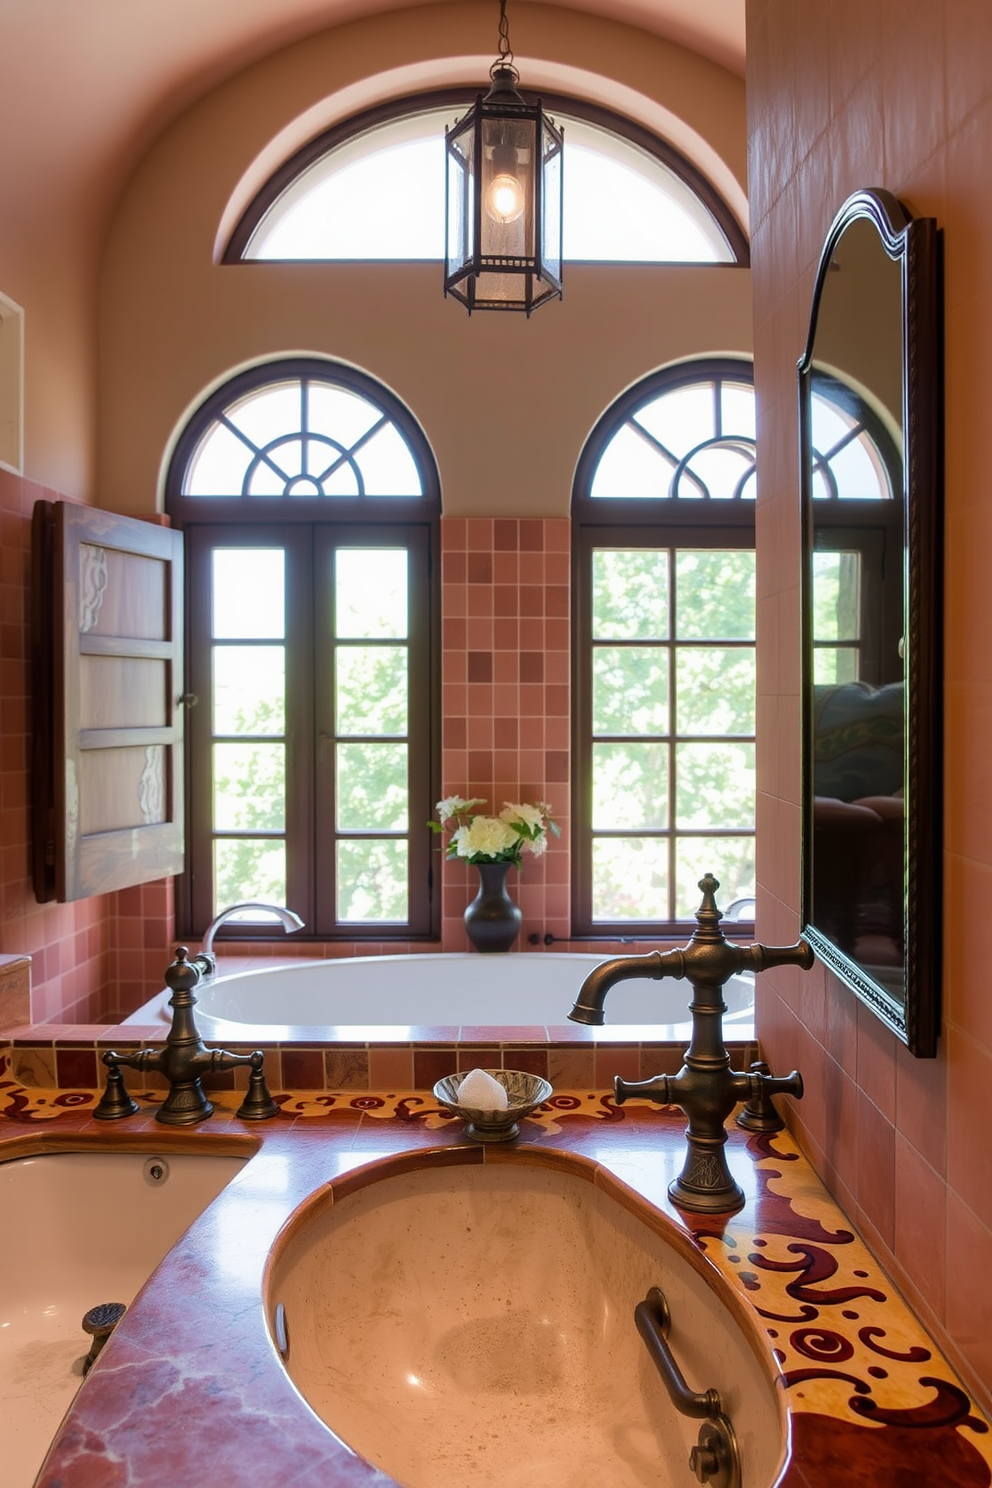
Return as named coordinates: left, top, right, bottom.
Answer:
left=95, top=947, right=279, bottom=1126
left=568, top=875, right=813, bottom=1214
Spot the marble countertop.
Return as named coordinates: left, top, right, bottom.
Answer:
left=1, top=1069, right=989, bottom=1488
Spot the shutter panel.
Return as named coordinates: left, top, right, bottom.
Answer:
left=35, top=502, right=186, bottom=901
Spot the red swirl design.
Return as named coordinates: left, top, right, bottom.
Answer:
left=790, top=1327, right=855, bottom=1363
left=858, top=1325, right=931, bottom=1364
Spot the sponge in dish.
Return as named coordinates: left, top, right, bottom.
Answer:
left=457, top=1068, right=509, bottom=1111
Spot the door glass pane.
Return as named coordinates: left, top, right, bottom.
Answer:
left=592, top=550, right=668, bottom=639
left=675, top=742, right=754, bottom=829
left=675, top=837, right=755, bottom=919
left=213, top=647, right=285, bottom=734
left=337, top=840, right=408, bottom=921
left=813, top=647, right=860, bottom=684
left=812, top=551, right=861, bottom=641
left=675, top=551, right=755, bottom=639
left=336, top=743, right=408, bottom=829
left=335, top=549, right=408, bottom=637
left=214, top=839, right=286, bottom=910
left=592, top=743, right=668, bottom=829
left=212, top=550, right=285, bottom=638
left=336, top=646, right=408, bottom=734
left=213, top=743, right=285, bottom=829
left=592, top=838, right=668, bottom=920
left=592, top=648, right=669, bottom=735
left=676, top=648, right=755, bottom=735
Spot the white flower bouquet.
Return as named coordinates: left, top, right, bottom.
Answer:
left=429, top=796, right=560, bottom=868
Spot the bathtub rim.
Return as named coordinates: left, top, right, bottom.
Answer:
left=122, top=951, right=756, bottom=1044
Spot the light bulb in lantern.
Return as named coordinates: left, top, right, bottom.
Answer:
left=486, top=170, right=525, bottom=224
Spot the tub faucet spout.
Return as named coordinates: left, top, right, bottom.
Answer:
left=193, top=901, right=304, bottom=981
left=569, top=874, right=813, bottom=1216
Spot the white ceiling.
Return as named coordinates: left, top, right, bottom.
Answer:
left=0, top=0, right=744, bottom=251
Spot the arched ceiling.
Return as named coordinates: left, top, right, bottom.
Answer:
left=0, top=0, right=744, bottom=254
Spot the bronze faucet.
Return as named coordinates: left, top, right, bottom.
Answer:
left=95, top=947, right=279, bottom=1125
left=568, top=874, right=813, bottom=1214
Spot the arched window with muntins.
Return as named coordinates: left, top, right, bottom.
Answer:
left=572, top=361, right=757, bottom=936
left=166, top=358, right=440, bottom=940
left=224, top=95, right=748, bottom=267
left=807, top=369, right=903, bottom=687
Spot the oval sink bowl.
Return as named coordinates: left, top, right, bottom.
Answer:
left=267, top=1151, right=788, bottom=1488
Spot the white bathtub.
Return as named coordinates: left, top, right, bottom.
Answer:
left=0, top=1149, right=247, bottom=1488
left=126, top=953, right=754, bottom=1040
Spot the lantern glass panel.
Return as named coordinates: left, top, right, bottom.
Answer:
left=480, top=113, right=536, bottom=261
left=541, top=115, right=563, bottom=284
left=445, top=116, right=475, bottom=279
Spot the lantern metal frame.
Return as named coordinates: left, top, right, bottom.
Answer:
left=444, top=14, right=563, bottom=316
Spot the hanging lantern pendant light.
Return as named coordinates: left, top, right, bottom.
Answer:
left=444, top=0, right=563, bottom=314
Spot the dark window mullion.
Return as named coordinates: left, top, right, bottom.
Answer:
left=312, top=527, right=339, bottom=934
left=281, top=527, right=315, bottom=932
left=667, top=549, right=677, bottom=920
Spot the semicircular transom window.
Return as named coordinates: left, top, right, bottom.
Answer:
left=233, top=100, right=743, bottom=265
left=182, top=372, right=426, bottom=499
left=586, top=367, right=757, bottom=502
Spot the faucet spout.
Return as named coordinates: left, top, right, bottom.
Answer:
left=193, top=901, right=304, bottom=980
left=568, top=949, right=686, bottom=1025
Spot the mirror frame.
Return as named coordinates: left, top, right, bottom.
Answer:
left=799, top=188, right=942, bottom=1057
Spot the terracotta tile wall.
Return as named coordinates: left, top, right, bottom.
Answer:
left=748, top=0, right=992, bottom=1411
left=1, top=1028, right=758, bottom=1094
left=1, top=487, right=584, bottom=1025
left=439, top=516, right=572, bottom=948
left=0, top=468, right=177, bottom=1022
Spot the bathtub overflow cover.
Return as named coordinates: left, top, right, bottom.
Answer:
left=143, top=1157, right=169, bottom=1185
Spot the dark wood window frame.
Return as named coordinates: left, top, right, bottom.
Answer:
left=571, top=360, right=757, bottom=940
left=166, top=358, right=441, bottom=943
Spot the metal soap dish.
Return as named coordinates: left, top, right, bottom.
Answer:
left=433, top=1069, right=552, bottom=1142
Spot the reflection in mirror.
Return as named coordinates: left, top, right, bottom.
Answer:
left=799, top=189, right=941, bottom=1057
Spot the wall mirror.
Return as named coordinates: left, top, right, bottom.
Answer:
left=799, top=188, right=941, bottom=1057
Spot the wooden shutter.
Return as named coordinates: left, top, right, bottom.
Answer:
left=33, top=502, right=186, bottom=901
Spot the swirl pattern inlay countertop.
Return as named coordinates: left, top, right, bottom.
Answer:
left=0, top=1066, right=988, bottom=1488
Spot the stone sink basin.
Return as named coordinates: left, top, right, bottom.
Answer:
left=266, top=1151, right=789, bottom=1488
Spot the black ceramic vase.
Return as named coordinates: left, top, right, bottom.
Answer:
left=464, top=862, right=522, bottom=952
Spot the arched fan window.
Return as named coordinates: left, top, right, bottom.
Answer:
left=166, top=358, right=440, bottom=940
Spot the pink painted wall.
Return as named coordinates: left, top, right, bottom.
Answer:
left=748, top=0, right=992, bottom=1410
